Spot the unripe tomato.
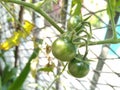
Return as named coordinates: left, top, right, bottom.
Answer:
left=68, top=57, right=89, bottom=78
left=52, top=37, right=76, bottom=61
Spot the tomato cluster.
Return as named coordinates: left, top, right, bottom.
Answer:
left=51, top=36, right=90, bottom=78
left=51, top=14, right=91, bottom=78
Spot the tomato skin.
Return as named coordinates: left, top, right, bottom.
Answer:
left=68, top=58, right=89, bottom=78
left=52, top=37, right=76, bottom=61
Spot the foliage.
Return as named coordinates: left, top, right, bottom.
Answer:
left=0, top=20, right=34, bottom=50
left=9, top=47, right=40, bottom=90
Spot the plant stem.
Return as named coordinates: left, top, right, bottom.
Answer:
left=4, top=0, right=64, bottom=34
left=107, top=0, right=117, bottom=39
left=47, top=63, right=68, bottom=90
left=80, top=38, right=120, bottom=47
left=3, top=0, right=120, bottom=46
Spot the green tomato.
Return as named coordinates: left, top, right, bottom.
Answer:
left=52, top=37, right=76, bottom=61
left=68, top=57, right=89, bottom=78
left=67, top=15, right=82, bottom=31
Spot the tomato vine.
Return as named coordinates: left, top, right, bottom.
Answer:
left=2, top=0, right=120, bottom=46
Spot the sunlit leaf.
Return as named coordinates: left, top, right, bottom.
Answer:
left=0, top=31, right=22, bottom=50
left=38, top=67, right=53, bottom=72
left=34, top=0, right=46, bottom=7
left=0, top=20, right=34, bottom=51
left=22, top=20, right=35, bottom=38
left=71, top=4, right=81, bottom=15
left=38, top=62, right=55, bottom=72
left=11, top=31, right=22, bottom=45
left=7, top=17, right=14, bottom=23
left=0, top=40, right=14, bottom=50
left=23, top=20, right=35, bottom=32
left=71, top=0, right=83, bottom=16
left=30, top=57, right=39, bottom=78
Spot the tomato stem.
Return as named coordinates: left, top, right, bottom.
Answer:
left=107, top=0, right=117, bottom=39
left=47, top=63, right=68, bottom=90
left=81, top=38, right=88, bottom=60
left=4, top=0, right=64, bottom=34
left=80, top=38, right=120, bottom=47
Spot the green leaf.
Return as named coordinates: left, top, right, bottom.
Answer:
left=38, top=67, right=53, bottom=72
left=38, top=63, right=55, bottom=72
left=71, top=3, right=81, bottom=15
left=107, top=0, right=116, bottom=18
left=34, top=0, right=46, bottom=7
left=2, top=65, right=10, bottom=84
left=72, top=0, right=83, bottom=4
left=2, top=66, right=17, bottom=85
left=8, top=47, right=40, bottom=90
left=30, top=57, right=39, bottom=78
left=71, top=0, right=83, bottom=16
left=83, top=15, right=92, bottom=21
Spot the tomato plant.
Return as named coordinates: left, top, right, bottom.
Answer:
left=1, top=0, right=120, bottom=90
left=52, top=37, right=76, bottom=61
left=68, top=55, right=90, bottom=78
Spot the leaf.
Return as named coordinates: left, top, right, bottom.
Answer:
left=71, top=0, right=83, bottom=16
left=2, top=65, right=17, bottom=85
left=0, top=31, right=22, bottom=50
left=83, top=15, right=92, bottom=21
left=71, top=3, right=81, bottom=15
left=72, top=0, right=83, bottom=5
left=11, top=31, right=22, bottom=45
left=8, top=47, right=40, bottom=90
left=0, top=20, right=34, bottom=51
left=7, top=17, right=14, bottom=23
left=23, top=20, right=35, bottom=32
left=38, top=62, right=55, bottom=72
left=34, top=0, right=48, bottom=7
left=22, top=20, right=35, bottom=38
left=0, top=40, right=13, bottom=50
left=38, top=67, right=53, bottom=72
left=30, top=57, right=39, bottom=78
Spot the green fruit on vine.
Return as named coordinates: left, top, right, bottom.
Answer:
left=68, top=56, right=89, bottom=78
left=52, top=37, right=76, bottom=61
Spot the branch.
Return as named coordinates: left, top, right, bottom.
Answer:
left=80, top=38, right=120, bottom=47
left=107, top=0, right=117, bottom=39
left=3, top=0, right=120, bottom=47
left=4, top=0, right=64, bottom=34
